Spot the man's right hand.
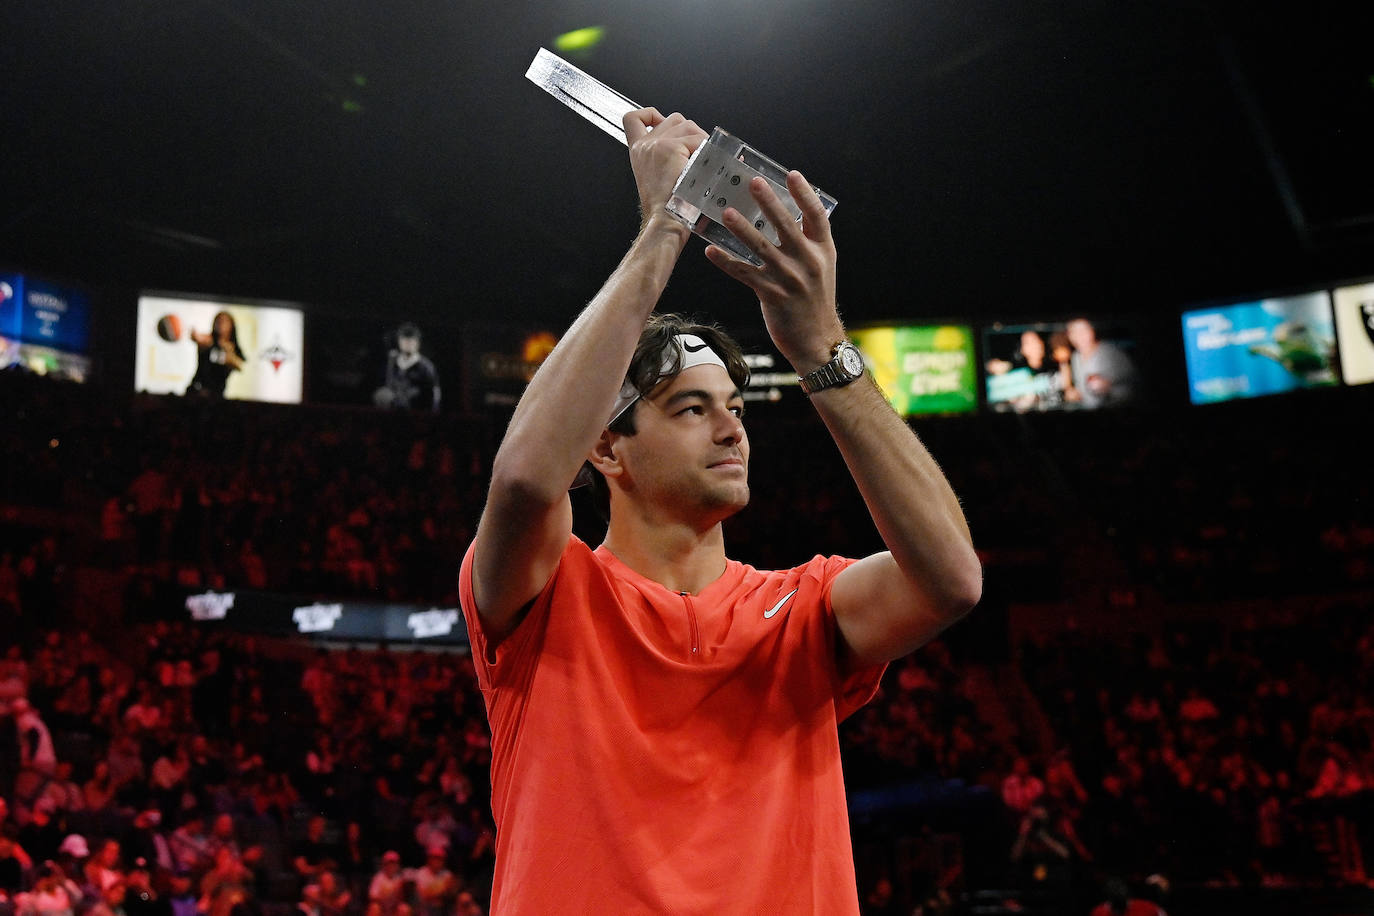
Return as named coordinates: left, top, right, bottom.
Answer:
left=623, top=108, right=706, bottom=226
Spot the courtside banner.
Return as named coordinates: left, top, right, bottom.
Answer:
left=182, top=589, right=470, bottom=646
left=850, top=325, right=977, bottom=416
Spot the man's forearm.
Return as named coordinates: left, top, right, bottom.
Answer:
left=491, top=216, right=689, bottom=501
left=811, top=374, right=981, bottom=613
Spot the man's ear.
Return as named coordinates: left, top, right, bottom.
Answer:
left=587, top=430, right=623, bottom=480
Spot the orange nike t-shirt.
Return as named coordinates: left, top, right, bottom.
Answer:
left=459, top=535, right=886, bottom=915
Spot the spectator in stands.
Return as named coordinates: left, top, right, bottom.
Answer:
left=198, top=846, right=252, bottom=916
left=12, top=860, right=81, bottom=916
left=123, top=858, right=171, bottom=916
left=149, top=746, right=189, bottom=815
left=1089, top=876, right=1167, bottom=916
left=0, top=552, right=21, bottom=619
left=37, top=765, right=81, bottom=818
left=1177, top=687, right=1220, bottom=723
left=83, top=838, right=122, bottom=895
left=185, top=734, right=226, bottom=801
left=411, top=805, right=453, bottom=860
left=452, top=888, right=483, bottom=916
left=11, top=700, right=56, bottom=788
left=126, top=808, right=174, bottom=875
left=164, top=869, right=196, bottom=916
left=168, top=811, right=212, bottom=877
left=366, top=851, right=405, bottom=916
left=860, top=875, right=900, bottom=916
left=105, top=733, right=146, bottom=800
left=1001, top=755, right=1046, bottom=816
left=336, top=821, right=373, bottom=899
left=18, top=800, right=63, bottom=864
left=292, top=816, right=337, bottom=883
left=80, top=762, right=116, bottom=815
left=406, top=849, right=454, bottom=916
left=85, top=878, right=126, bottom=916
left=298, top=869, right=350, bottom=916
left=0, top=835, right=31, bottom=898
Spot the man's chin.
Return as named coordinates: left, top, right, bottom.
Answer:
left=706, top=485, right=749, bottom=516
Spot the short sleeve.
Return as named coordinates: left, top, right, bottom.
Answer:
left=811, top=554, right=888, bottom=722
left=459, top=534, right=585, bottom=693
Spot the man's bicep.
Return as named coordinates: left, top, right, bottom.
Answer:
left=830, top=552, right=951, bottom=668
left=470, top=492, right=573, bottom=646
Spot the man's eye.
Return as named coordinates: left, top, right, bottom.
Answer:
left=678, top=405, right=704, bottom=416
left=730, top=406, right=745, bottom=418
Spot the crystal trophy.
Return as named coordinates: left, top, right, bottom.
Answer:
left=525, top=49, right=836, bottom=266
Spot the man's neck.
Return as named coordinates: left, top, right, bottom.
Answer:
left=601, top=514, right=729, bottom=595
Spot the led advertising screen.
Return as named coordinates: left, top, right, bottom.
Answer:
left=983, top=319, right=1142, bottom=412
left=464, top=322, right=560, bottom=411
left=0, top=335, right=91, bottom=381
left=849, top=325, right=977, bottom=416
left=0, top=271, right=91, bottom=353
left=1333, top=282, right=1374, bottom=387
left=135, top=294, right=304, bottom=402
left=1181, top=292, right=1338, bottom=405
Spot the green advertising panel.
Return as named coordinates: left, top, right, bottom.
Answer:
left=850, top=325, right=977, bottom=416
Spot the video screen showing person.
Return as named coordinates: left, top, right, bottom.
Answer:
left=1332, top=282, right=1374, bottom=387
left=308, top=319, right=455, bottom=411
left=983, top=318, right=1141, bottom=411
left=849, top=325, right=977, bottom=416
left=135, top=295, right=304, bottom=402
left=373, top=322, right=441, bottom=411
left=1181, top=292, right=1338, bottom=405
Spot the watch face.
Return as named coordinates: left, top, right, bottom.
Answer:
left=839, top=344, right=865, bottom=377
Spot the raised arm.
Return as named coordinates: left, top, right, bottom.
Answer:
left=707, top=172, right=981, bottom=668
left=469, top=109, right=707, bottom=644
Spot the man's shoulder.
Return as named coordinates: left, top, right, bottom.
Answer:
left=722, top=554, right=857, bottom=608
left=755, top=553, right=857, bottom=584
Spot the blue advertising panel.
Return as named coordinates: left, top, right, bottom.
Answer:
left=0, top=274, right=18, bottom=338
left=0, top=272, right=91, bottom=352
left=1181, top=292, right=1338, bottom=405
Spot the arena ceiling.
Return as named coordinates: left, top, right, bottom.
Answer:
left=3, top=1, right=1372, bottom=330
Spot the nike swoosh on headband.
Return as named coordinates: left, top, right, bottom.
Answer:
left=605, top=333, right=727, bottom=426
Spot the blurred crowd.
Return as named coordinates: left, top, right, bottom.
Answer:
left=0, top=624, right=492, bottom=916
left=4, top=372, right=1373, bottom=915
left=1013, top=607, right=1374, bottom=890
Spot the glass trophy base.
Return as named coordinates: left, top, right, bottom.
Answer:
left=666, top=127, right=838, bottom=266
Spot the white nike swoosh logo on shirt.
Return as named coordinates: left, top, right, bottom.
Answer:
left=764, top=588, right=798, bottom=619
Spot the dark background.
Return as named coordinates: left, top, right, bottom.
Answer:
left=3, top=0, right=1372, bottom=336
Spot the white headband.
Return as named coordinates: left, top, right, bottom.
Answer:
left=605, top=333, right=727, bottom=426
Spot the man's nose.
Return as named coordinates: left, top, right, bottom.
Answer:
left=714, top=408, right=743, bottom=443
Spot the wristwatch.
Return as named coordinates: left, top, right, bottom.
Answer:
left=798, top=341, right=865, bottom=396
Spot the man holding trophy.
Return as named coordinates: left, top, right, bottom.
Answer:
left=459, top=99, right=981, bottom=913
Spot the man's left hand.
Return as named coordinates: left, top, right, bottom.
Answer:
left=705, top=170, right=842, bottom=371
